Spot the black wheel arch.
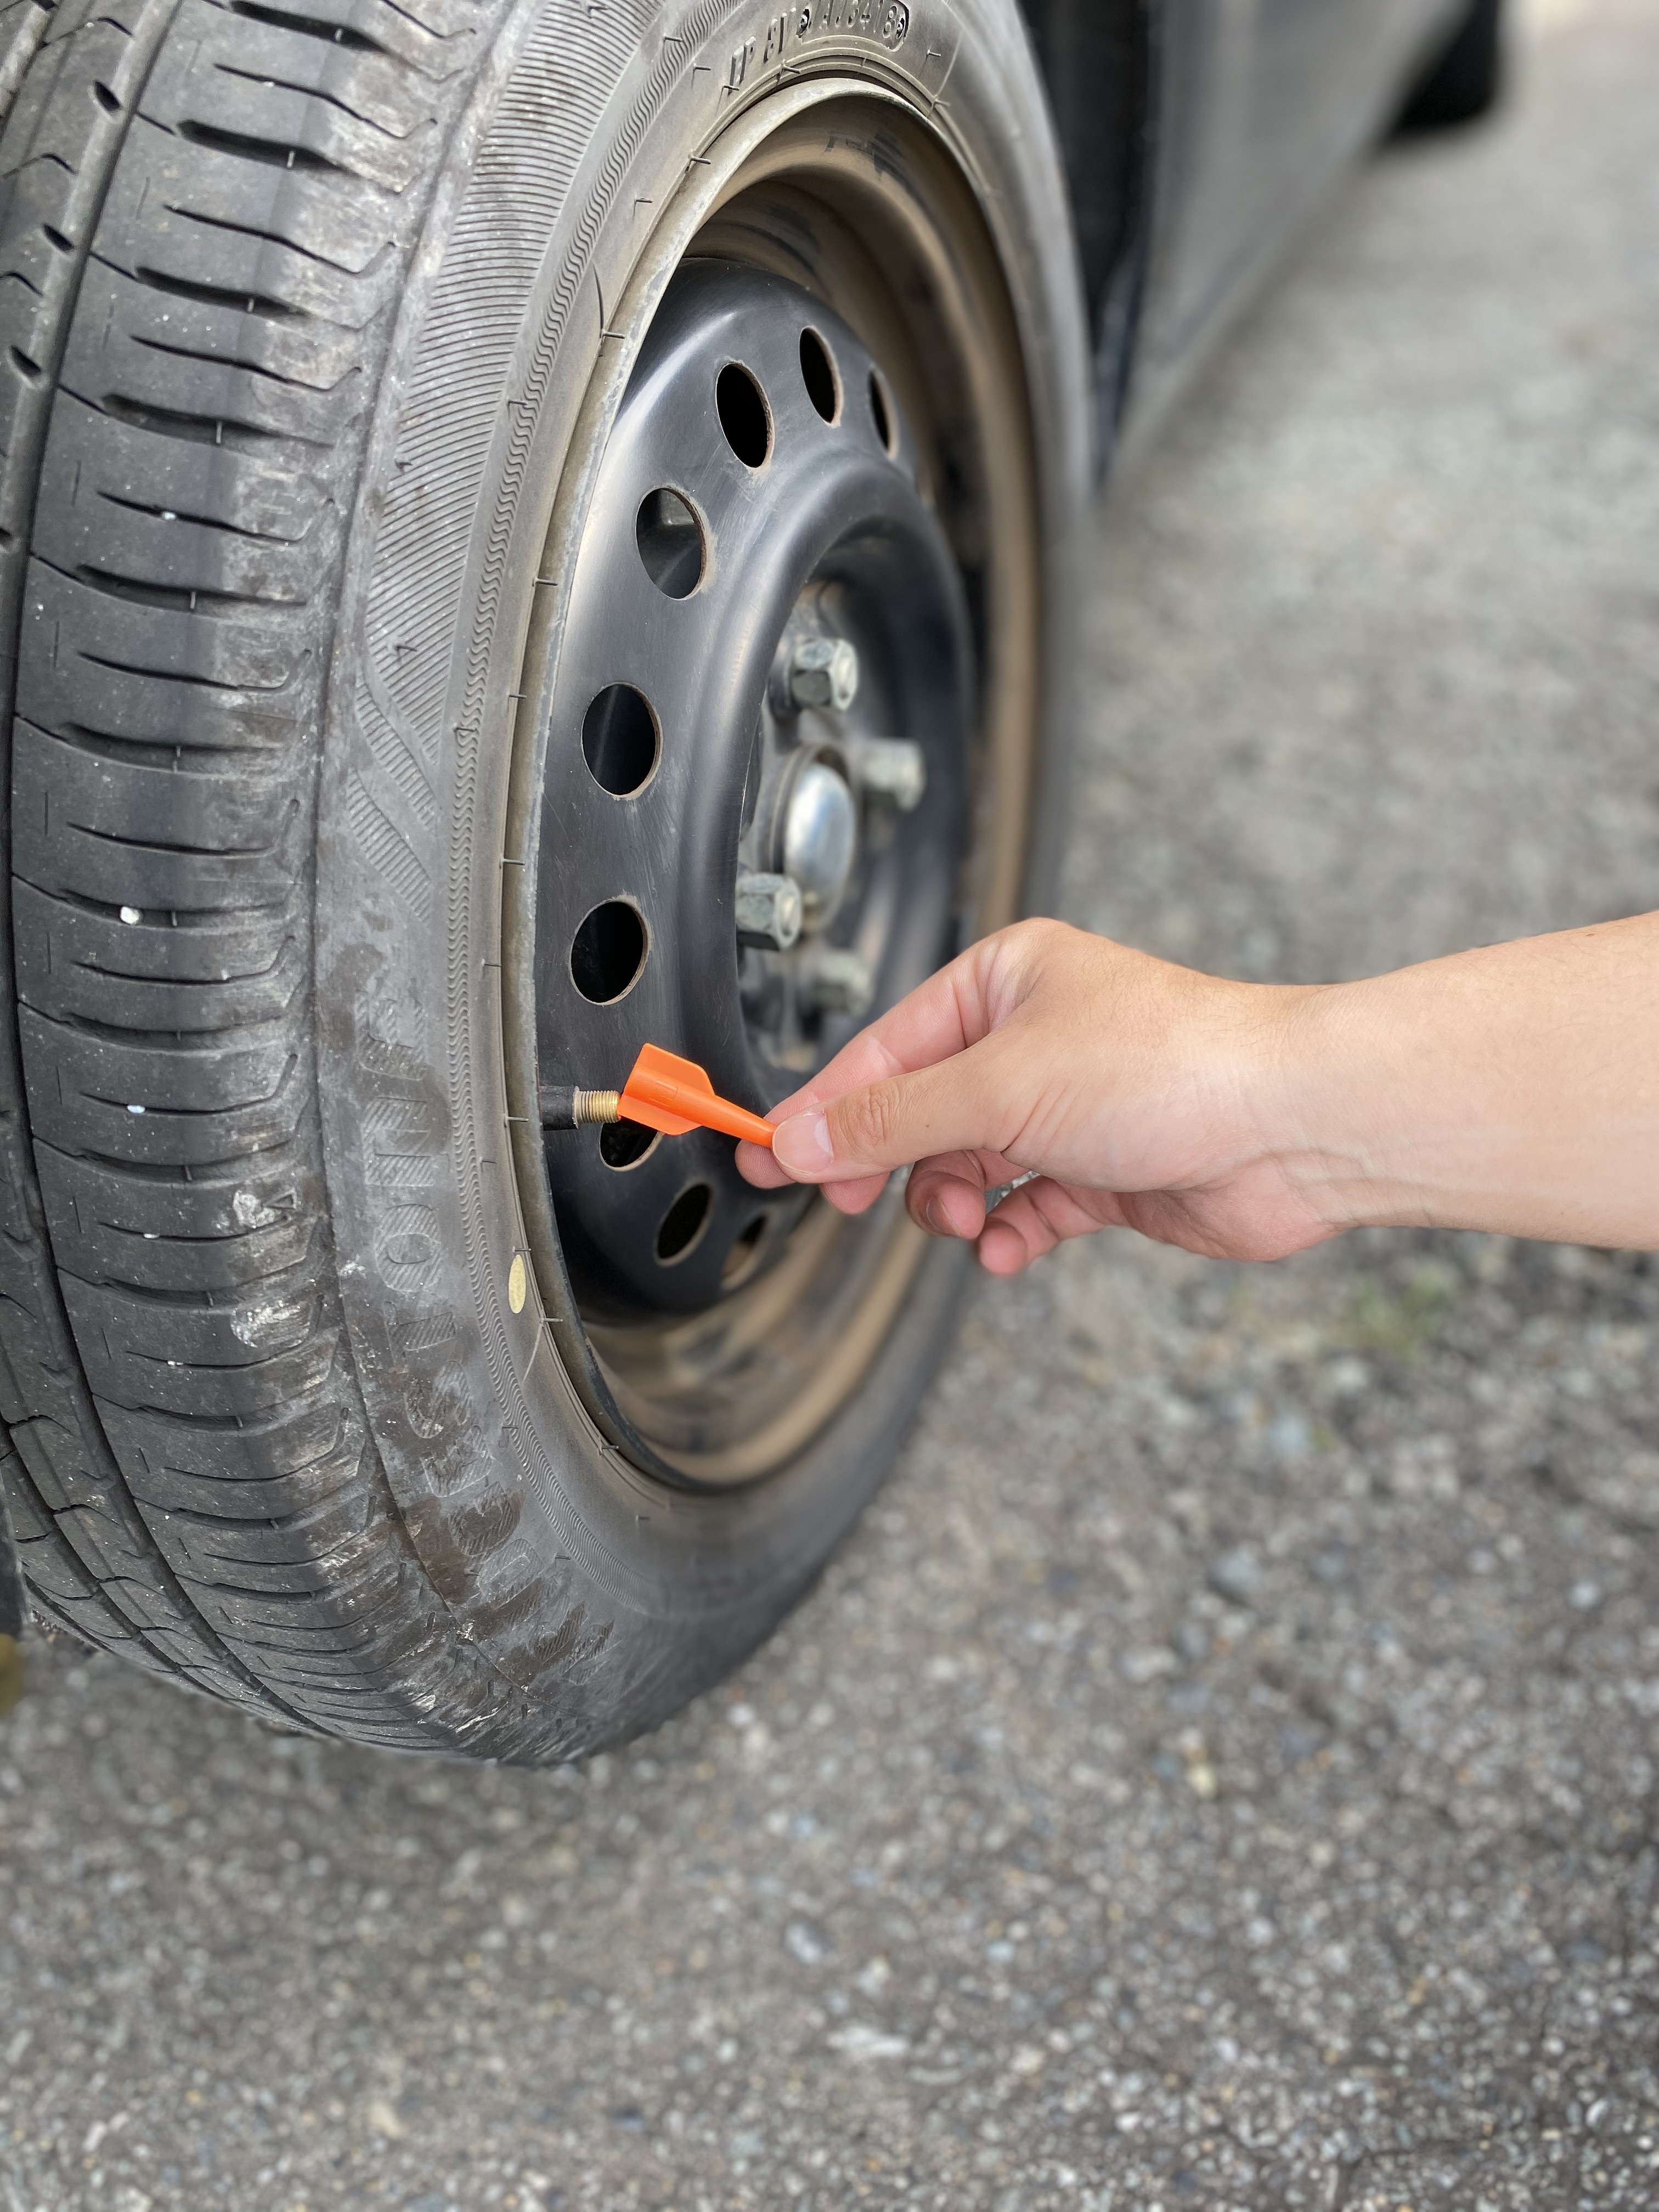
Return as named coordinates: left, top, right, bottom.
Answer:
left=1017, top=0, right=1157, bottom=455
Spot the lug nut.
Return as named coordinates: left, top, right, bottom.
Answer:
left=855, top=737, right=927, bottom=812
left=735, top=871, right=803, bottom=951
left=788, top=635, right=859, bottom=714
left=806, top=947, right=875, bottom=1018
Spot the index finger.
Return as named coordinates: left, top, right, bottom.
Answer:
left=799, top=938, right=1014, bottom=1108
left=736, top=943, right=1005, bottom=1186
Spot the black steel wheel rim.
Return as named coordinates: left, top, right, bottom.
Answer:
left=506, top=94, right=1046, bottom=1487
left=534, top=259, right=970, bottom=1323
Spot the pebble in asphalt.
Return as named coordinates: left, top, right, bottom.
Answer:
left=4, top=3, right=1658, bottom=2207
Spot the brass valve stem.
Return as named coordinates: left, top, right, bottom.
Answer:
left=540, top=1085, right=620, bottom=1131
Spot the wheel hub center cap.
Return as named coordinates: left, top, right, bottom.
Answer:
left=780, top=757, right=857, bottom=927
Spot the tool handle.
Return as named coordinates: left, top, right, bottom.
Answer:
left=622, top=1066, right=775, bottom=1147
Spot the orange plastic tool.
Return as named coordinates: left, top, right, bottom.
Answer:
left=618, top=1043, right=777, bottom=1147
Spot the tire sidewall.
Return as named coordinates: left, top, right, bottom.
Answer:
left=314, top=0, right=1088, bottom=1748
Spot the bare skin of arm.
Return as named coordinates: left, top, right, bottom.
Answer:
left=735, top=914, right=1659, bottom=1274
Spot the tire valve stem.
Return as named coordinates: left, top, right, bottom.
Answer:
left=539, top=1086, right=622, bottom=1129
left=541, top=1044, right=777, bottom=1148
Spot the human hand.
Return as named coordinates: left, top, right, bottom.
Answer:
left=736, top=919, right=1335, bottom=1273
left=739, top=911, right=1659, bottom=1267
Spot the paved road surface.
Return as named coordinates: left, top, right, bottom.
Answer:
left=4, top=3, right=1658, bottom=2206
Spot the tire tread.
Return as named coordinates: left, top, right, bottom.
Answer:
left=0, top=0, right=520, bottom=1749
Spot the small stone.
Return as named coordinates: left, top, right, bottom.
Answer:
left=1323, top=1356, right=1372, bottom=1398
left=827, top=2022, right=909, bottom=2062
left=1207, top=1547, right=1263, bottom=1605
left=1267, top=1410, right=1311, bottom=1458
left=784, top=1920, right=830, bottom=1966
left=1176, top=1618, right=1211, bottom=1663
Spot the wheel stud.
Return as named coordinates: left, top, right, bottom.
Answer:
left=854, top=737, right=927, bottom=812
left=736, top=870, right=804, bottom=950
left=787, top=635, right=859, bottom=714
left=805, top=947, right=875, bottom=1017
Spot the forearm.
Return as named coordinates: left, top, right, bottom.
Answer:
left=1278, top=915, right=1659, bottom=1248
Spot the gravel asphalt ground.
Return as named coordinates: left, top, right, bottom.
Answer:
left=4, top=3, right=1658, bottom=2207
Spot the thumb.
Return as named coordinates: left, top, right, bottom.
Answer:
left=770, top=1040, right=1019, bottom=1183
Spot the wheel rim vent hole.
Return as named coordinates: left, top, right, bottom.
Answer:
left=569, top=900, right=646, bottom=1003
left=799, top=328, right=839, bottom=423
left=722, top=1211, right=770, bottom=1284
left=600, top=1119, right=658, bottom=1170
left=636, top=488, right=704, bottom=597
left=657, top=1182, right=713, bottom=1263
left=582, top=684, right=658, bottom=797
left=716, top=362, right=771, bottom=468
left=868, top=368, right=895, bottom=455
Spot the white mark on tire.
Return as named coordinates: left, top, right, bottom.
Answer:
left=231, top=1297, right=309, bottom=1349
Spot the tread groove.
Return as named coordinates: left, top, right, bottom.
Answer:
left=36, top=718, right=294, bottom=766
left=213, top=60, right=412, bottom=139
left=71, top=560, right=305, bottom=614
left=128, top=260, right=310, bottom=321
left=175, top=117, right=348, bottom=176
left=228, top=2, right=388, bottom=57
left=24, top=991, right=301, bottom=1047
left=20, top=878, right=297, bottom=922
left=98, top=390, right=323, bottom=451
left=164, top=195, right=396, bottom=278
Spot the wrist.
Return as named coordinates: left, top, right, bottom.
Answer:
left=1250, top=977, right=1431, bottom=1234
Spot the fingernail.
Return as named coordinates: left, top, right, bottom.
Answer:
left=923, top=1196, right=947, bottom=1235
left=771, top=1109, right=833, bottom=1177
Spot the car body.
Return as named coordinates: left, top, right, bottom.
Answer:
left=1022, top=0, right=1472, bottom=455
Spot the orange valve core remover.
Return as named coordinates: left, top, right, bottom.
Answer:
left=540, top=1043, right=777, bottom=1148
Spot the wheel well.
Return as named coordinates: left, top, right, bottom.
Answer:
left=1017, top=0, right=1151, bottom=438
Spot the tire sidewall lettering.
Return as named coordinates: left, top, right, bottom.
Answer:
left=721, top=0, right=911, bottom=97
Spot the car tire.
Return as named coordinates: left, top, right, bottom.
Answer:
left=1395, top=0, right=1504, bottom=132
left=0, top=0, right=1092, bottom=1757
